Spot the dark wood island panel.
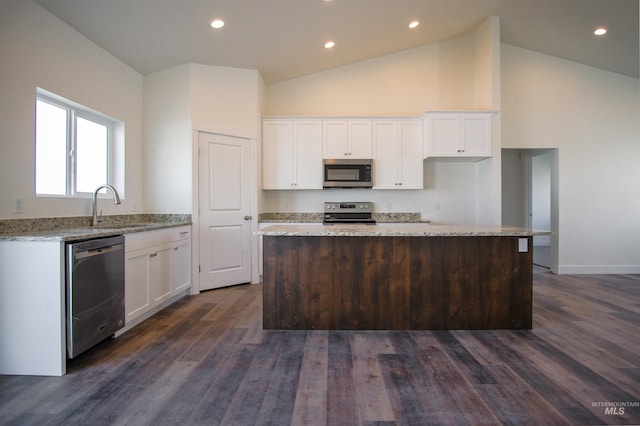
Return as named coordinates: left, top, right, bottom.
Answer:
left=263, top=235, right=532, bottom=330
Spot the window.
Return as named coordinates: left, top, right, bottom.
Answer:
left=35, top=90, right=119, bottom=196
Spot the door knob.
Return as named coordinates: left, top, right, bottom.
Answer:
left=244, top=215, right=252, bottom=220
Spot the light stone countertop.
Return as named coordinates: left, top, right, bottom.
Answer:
left=256, top=223, right=550, bottom=237
left=0, top=214, right=191, bottom=242
left=0, top=222, right=191, bottom=242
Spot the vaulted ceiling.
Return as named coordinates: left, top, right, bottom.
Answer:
left=34, top=0, right=639, bottom=84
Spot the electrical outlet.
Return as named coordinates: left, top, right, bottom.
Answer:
left=435, top=202, right=441, bottom=211
left=13, top=197, right=23, bottom=214
left=518, top=238, right=528, bottom=253
left=387, top=202, right=392, bottom=210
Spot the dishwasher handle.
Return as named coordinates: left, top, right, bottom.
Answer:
left=74, top=243, right=124, bottom=260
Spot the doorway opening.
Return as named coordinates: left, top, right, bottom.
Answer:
left=502, top=148, right=558, bottom=273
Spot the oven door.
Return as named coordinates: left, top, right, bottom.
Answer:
left=324, top=213, right=375, bottom=223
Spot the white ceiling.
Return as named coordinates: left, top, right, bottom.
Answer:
left=33, top=0, right=639, bottom=84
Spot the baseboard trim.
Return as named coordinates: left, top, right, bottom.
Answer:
left=115, top=289, right=190, bottom=337
left=556, top=265, right=640, bottom=274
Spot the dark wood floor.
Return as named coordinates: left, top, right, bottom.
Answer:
left=1, top=271, right=639, bottom=425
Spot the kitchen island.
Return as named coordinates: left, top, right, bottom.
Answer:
left=258, top=224, right=538, bottom=330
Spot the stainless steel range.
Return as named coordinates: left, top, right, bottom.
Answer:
left=323, top=202, right=376, bottom=224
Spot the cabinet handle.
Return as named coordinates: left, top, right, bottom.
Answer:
left=174, top=247, right=179, bottom=251
left=150, top=253, right=157, bottom=258
left=179, top=231, right=189, bottom=236
left=244, top=215, right=252, bottom=221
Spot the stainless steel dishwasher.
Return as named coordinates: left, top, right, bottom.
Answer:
left=66, top=235, right=125, bottom=359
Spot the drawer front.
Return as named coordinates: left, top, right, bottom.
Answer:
left=125, top=226, right=191, bottom=252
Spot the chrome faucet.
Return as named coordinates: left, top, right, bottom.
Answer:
left=92, top=184, right=121, bottom=226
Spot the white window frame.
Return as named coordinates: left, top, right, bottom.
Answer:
left=36, top=89, right=119, bottom=197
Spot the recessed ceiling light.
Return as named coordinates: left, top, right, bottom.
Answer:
left=324, top=41, right=335, bottom=49
left=409, top=21, right=420, bottom=29
left=594, top=27, right=607, bottom=36
left=210, top=19, right=224, bottom=29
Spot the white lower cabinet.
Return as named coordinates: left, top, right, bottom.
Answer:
left=172, top=238, right=192, bottom=293
left=149, top=245, right=172, bottom=305
left=125, top=248, right=152, bottom=320
left=124, top=226, right=191, bottom=328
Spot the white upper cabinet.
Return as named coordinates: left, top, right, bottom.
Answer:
left=424, top=112, right=492, bottom=159
left=323, top=119, right=373, bottom=159
left=263, top=119, right=323, bottom=190
left=373, top=119, right=423, bottom=189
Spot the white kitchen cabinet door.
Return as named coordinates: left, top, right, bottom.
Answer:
left=293, top=120, right=323, bottom=189
left=263, top=119, right=322, bottom=189
left=125, top=248, right=151, bottom=322
left=262, top=120, right=294, bottom=189
left=171, top=239, right=191, bottom=294
left=424, top=112, right=492, bottom=159
left=398, top=120, right=423, bottom=188
left=373, top=120, right=399, bottom=189
left=348, top=120, right=373, bottom=158
left=149, top=245, right=172, bottom=305
left=323, top=119, right=372, bottom=158
left=323, top=120, right=349, bottom=158
left=460, top=114, right=491, bottom=157
left=426, top=115, right=459, bottom=156
left=373, top=120, right=423, bottom=189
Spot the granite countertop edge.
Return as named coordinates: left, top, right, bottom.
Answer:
left=256, top=224, right=550, bottom=237
left=0, top=214, right=191, bottom=242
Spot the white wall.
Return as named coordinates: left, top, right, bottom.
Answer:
left=0, top=0, right=144, bottom=219
left=191, top=64, right=263, bottom=140
left=502, top=44, right=640, bottom=273
left=473, top=16, right=502, bottom=225
left=143, top=65, right=192, bottom=213
left=266, top=36, right=476, bottom=116
left=143, top=64, right=264, bottom=214
left=501, top=149, right=526, bottom=227
left=531, top=153, right=551, bottom=238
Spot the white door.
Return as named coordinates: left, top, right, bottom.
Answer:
left=198, top=132, right=252, bottom=290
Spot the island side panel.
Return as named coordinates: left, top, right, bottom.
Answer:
left=408, top=237, right=451, bottom=329
left=263, top=235, right=532, bottom=330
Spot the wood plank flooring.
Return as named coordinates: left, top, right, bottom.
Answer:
left=1, top=271, right=639, bottom=425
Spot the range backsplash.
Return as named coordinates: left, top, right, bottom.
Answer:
left=259, top=212, right=423, bottom=223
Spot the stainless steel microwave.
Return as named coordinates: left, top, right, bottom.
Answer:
left=323, top=159, right=373, bottom=188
